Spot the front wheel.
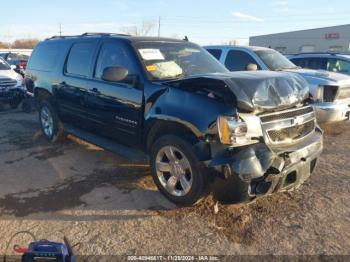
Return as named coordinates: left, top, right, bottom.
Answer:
left=9, top=98, right=22, bottom=109
left=150, top=135, right=208, bottom=206
left=39, top=101, right=65, bottom=143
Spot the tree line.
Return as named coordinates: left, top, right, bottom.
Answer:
left=0, top=39, right=40, bottom=49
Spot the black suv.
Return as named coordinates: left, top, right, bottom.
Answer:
left=25, top=33, right=323, bottom=206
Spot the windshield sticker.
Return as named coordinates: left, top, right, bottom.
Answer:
left=139, top=49, right=165, bottom=61
left=146, top=65, right=157, bottom=72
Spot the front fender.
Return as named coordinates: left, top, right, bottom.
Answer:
left=144, top=87, right=236, bottom=138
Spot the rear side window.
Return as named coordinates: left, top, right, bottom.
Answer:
left=207, top=49, right=222, bottom=61
left=66, top=42, right=95, bottom=77
left=27, top=43, right=60, bottom=71
left=225, top=50, right=257, bottom=71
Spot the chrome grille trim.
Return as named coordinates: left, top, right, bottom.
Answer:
left=0, top=78, right=17, bottom=89
left=260, top=106, right=316, bottom=145
left=260, top=106, right=314, bottom=123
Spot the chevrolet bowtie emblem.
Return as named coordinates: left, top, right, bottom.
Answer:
left=292, top=116, right=304, bottom=126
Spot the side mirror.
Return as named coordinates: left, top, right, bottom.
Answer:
left=101, top=66, right=129, bottom=82
left=246, top=63, right=258, bottom=71
left=10, top=65, right=17, bottom=70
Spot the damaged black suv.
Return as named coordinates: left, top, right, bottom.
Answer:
left=25, top=33, right=323, bottom=206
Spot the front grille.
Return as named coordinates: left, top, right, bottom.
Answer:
left=260, top=106, right=314, bottom=123
left=267, top=120, right=315, bottom=143
left=260, top=106, right=316, bottom=145
left=0, top=78, right=17, bottom=91
left=337, top=86, right=350, bottom=100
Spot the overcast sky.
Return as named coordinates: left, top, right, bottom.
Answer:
left=1, top=0, right=350, bottom=45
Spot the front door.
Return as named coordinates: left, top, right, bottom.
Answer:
left=84, top=41, right=143, bottom=146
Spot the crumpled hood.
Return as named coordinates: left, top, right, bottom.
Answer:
left=285, top=68, right=350, bottom=86
left=166, top=71, right=309, bottom=113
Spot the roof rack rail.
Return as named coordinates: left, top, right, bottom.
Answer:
left=46, top=32, right=131, bottom=41
left=81, top=32, right=131, bottom=37
left=292, top=52, right=339, bottom=56
left=45, top=35, right=81, bottom=40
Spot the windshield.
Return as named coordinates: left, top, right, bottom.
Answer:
left=0, top=58, right=10, bottom=70
left=134, top=41, right=228, bottom=80
left=255, top=50, right=298, bottom=71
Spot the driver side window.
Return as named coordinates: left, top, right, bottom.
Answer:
left=225, top=50, right=259, bottom=71
left=95, top=43, right=135, bottom=80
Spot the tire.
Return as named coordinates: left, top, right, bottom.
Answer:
left=22, top=100, right=32, bottom=113
left=39, top=101, right=65, bottom=143
left=150, top=135, right=208, bottom=206
left=9, top=98, right=22, bottom=109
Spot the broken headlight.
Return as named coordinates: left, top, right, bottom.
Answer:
left=217, top=115, right=260, bottom=146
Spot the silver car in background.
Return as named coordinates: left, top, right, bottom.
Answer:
left=205, top=45, right=350, bottom=123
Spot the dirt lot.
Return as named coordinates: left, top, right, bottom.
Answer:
left=0, top=107, right=350, bottom=258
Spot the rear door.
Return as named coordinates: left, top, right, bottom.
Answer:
left=56, top=40, right=98, bottom=124
left=84, top=40, right=144, bottom=146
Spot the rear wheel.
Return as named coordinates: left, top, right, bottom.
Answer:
left=150, top=135, right=208, bottom=206
left=39, top=101, right=65, bottom=143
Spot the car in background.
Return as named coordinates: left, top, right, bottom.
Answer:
left=0, top=57, right=26, bottom=109
left=288, top=53, right=350, bottom=76
left=0, top=52, right=29, bottom=76
left=205, top=45, right=350, bottom=123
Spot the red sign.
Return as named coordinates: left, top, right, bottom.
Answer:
left=325, top=33, right=340, bottom=40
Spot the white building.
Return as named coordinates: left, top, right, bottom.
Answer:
left=0, top=49, right=32, bottom=56
left=250, top=24, right=350, bottom=54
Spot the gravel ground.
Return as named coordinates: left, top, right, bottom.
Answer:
left=0, top=107, right=349, bottom=259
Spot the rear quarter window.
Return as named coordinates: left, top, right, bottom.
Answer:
left=27, top=43, right=61, bottom=72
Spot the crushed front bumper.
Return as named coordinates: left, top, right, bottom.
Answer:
left=208, top=129, right=323, bottom=204
left=313, top=100, right=350, bottom=123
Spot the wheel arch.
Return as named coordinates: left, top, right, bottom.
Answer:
left=144, top=117, right=203, bottom=153
left=34, top=88, right=57, bottom=109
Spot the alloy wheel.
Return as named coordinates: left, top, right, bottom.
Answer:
left=155, top=146, right=193, bottom=197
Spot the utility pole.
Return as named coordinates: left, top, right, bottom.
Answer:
left=158, top=16, right=161, bottom=37
left=59, top=23, right=62, bottom=36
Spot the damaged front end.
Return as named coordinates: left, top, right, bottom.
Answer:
left=167, top=71, right=323, bottom=203
left=209, top=105, right=323, bottom=204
